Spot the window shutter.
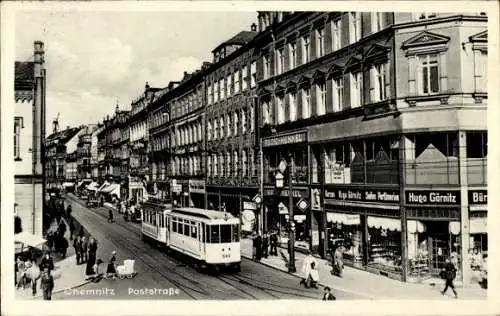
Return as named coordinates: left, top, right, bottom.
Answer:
left=325, top=22, right=333, bottom=54
left=344, top=73, right=351, bottom=109
left=326, top=79, right=334, bottom=113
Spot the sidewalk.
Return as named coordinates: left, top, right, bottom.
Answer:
left=241, top=238, right=487, bottom=300
left=16, top=217, right=90, bottom=300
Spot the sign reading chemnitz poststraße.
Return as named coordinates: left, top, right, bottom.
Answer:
left=405, top=190, right=461, bottom=205
left=324, top=187, right=400, bottom=203
left=262, top=131, right=307, bottom=148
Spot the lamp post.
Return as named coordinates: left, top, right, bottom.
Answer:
left=287, top=152, right=296, bottom=273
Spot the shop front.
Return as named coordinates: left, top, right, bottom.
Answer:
left=405, top=189, right=462, bottom=282
left=323, top=186, right=402, bottom=279
left=129, top=176, right=146, bottom=203
left=206, top=185, right=256, bottom=218
left=188, top=179, right=205, bottom=208
left=170, top=179, right=188, bottom=207
left=468, top=189, right=487, bottom=276
left=264, top=186, right=310, bottom=251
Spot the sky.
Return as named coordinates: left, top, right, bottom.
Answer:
left=15, top=10, right=256, bottom=131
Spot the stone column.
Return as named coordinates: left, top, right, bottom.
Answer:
left=458, top=131, right=471, bottom=286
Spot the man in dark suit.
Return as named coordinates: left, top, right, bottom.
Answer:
left=322, top=286, right=336, bottom=301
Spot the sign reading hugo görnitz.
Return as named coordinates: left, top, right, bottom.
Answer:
left=405, top=190, right=460, bottom=205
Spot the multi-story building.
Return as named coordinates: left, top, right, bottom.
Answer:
left=255, top=11, right=487, bottom=285
left=127, top=83, right=160, bottom=202
left=76, top=124, right=99, bottom=180
left=167, top=71, right=206, bottom=208
left=96, top=107, right=129, bottom=199
left=90, top=124, right=104, bottom=179
left=45, top=126, right=84, bottom=188
left=14, top=41, right=46, bottom=237
left=204, top=28, right=260, bottom=219
left=148, top=82, right=179, bottom=201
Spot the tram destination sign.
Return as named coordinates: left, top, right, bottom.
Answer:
left=405, top=190, right=460, bottom=205
left=262, top=131, right=307, bottom=148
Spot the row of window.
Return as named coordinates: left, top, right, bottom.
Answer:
left=207, top=149, right=256, bottom=178
left=170, top=86, right=204, bottom=120
left=171, top=217, right=198, bottom=239
left=263, top=13, right=385, bottom=79
left=173, top=120, right=203, bottom=148
left=171, top=155, right=202, bottom=177
left=207, top=106, right=254, bottom=141
left=130, top=121, right=147, bottom=142
left=149, top=110, right=169, bottom=130
left=262, top=63, right=388, bottom=125
left=207, top=62, right=257, bottom=105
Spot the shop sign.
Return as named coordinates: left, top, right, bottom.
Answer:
left=468, top=190, right=487, bottom=204
left=243, top=201, right=257, bottom=210
left=405, top=190, right=460, bottom=205
left=264, top=187, right=309, bottom=198
left=294, top=215, right=306, bottom=222
left=311, top=188, right=321, bottom=210
left=188, top=180, right=205, bottom=194
left=262, top=131, right=307, bottom=148
left=278, top=202, right=288, bottom=214
left=172, top=184, right=182, bottom=193
left=325, top=166, right=351, bottom=184
left=324, top=188, right=400, bottom=203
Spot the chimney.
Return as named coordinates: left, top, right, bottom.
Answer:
left=33, top=41, right=45, bottom=183
left=251, top=23, right=257, bottom=32
left=145, top=81, right=150, bottom=92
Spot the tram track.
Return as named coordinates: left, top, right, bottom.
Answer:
left=67, top=195, right=265, bottom=300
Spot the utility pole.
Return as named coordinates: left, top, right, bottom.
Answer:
left=287, top=151, right=296, bottom=273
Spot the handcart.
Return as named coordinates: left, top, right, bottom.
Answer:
left=116, top=259, right=137, bottom=279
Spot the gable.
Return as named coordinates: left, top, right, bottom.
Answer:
left=364, top=43, right=389, bottom=61
left=470, top=30, right=487, bottom=43
left=402, top=31, right=450, bottom=49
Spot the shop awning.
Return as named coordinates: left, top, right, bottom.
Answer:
left=326, top=212, right=361, bottom=225
left=469, top=217, right=487, bottom=234
left=62, top=182, right=74, bottom=188
left=367, top=216, right=401, bottom=231
left=15, top=232, right=46, bottom=248
left=97, top=181, right=110, bottom=192
left=86, top=182, right=99, bottom=191
left=101, top=184, right=120, bottom=195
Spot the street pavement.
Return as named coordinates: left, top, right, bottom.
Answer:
left=51, top=194, right=362, bottom=300
left=239, top=240, right=487, bottom=300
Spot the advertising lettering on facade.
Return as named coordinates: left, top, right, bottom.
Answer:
left=264, top=187, right=309, bottom=198
left=324, top=187, right=400, bottom=203
left=468, top=190, right=487, bottom=204
left=188, top=180, right=205, bottom=194
left=405, top=190, right=460, bottom=205
left=262, top=131, right=307, bottom=148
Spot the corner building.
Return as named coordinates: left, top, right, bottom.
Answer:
left=255, top=11, right=487, bottom=285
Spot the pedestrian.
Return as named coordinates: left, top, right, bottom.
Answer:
left=16, top=257, right=26, bottom=289
left=78, top=225, right=85, bottom=238
left=269, top=232, right=278, bottom=256
left=108, top=208, right=114, bottom=223
left=332, top=246, right=344, bottom=277
left=441, top=257, right=458, bottom=298
left=40, top=251, right=54, bottom=274
left=69, top=219, right=75, bottom=241
left=40, top=267, right=54, bottom=300
left=85, top=237, right=98, bottom=277
left=322, top=286, right=336, bottom=301
left=106, top=251, right=117, bottom=279
left=255, top=234, right=262, bottom=261
left=61, top=236, right=69, bottom=258
left=262, top=233, right=269, bottom=258
left=81, top=236, right=88, bottom=263
left=58, top=219, right=67, bottom=237
left=26, top=260, right=40, bottom=296
left=300, top=250, right=317, bottom=287
left=73, top=236, right=82, bottom=264
left=66, top=204, right=72, bottom=219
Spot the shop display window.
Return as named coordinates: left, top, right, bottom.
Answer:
left=367, top=216, right=402, bottom=272
left=326, top=213, right=364, bottom=267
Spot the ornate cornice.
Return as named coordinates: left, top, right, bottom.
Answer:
left=15, top=90, right=33, bottom=103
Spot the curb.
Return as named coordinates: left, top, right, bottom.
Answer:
left=241, top=254, right=377, bottom=300
left=52, top=279, right=92, bottom=295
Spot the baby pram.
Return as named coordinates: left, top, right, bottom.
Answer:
left=116, top=259, right=137, bottom=279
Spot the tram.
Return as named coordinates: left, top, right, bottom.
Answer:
left=141, top=201, right=241, bottom=272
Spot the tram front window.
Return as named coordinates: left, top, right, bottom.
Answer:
left=220, top=225, right=232, bottom=243
left=209, top=225, right=220, bottom=243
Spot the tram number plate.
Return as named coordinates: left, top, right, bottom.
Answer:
left=222, top=254, right=231, bottom=259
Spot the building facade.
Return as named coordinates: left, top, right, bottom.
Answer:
left=255, top=11, right=487, bottom=285
left=76, top=124, right=99, bottom=180
left=165, top=71, right=206, bottom=208
left=204, top=28, right=260, bottom=226
left=14, top=41, right=46, bottom=237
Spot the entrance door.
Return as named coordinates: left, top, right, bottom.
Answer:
left=429, top=236, right=449, bottom=273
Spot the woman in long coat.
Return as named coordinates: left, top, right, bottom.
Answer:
left=85, top=237, right=98, bottom=276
